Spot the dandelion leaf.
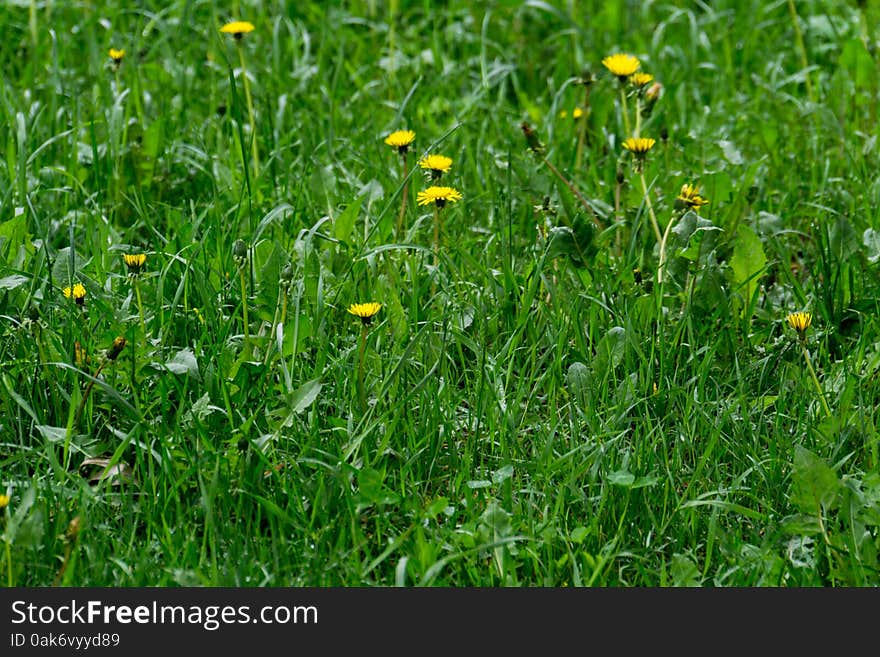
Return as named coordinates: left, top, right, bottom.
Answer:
left=791, top=445, right=841, bottom=513
left=728, top=224, right=766, bottom=319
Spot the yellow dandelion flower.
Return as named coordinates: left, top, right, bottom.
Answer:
left=622, top=137, right=656, bottom=157
left=0, top=494, right=9, bottom=510
left=602, top=53, right=640, bottom=80
left=123, top=253, right=147, bottom=275
left=384, top=130, right=415, bottom=153
left=559, top=109, right=568, bottom=119
left=220, top=21, right=255, bottom=39
left=63, top=283, right=87, bottom=305
left=348, top=302, right=382, bottom=325
left=630, top=72, right=654, bottom=87
left=108, top=48, right=125, bottom=63
left=675, top=184, right=710, bottom=211
left=787, top=312, right=812, bottom=338
left=572, top=107, right=584, bottom=119
left=419, top=154, right=453, bottom=180
left=416, top=186, right=463, bottom=208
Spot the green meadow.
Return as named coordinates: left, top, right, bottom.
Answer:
left=1, top=0, right=879, bottom=587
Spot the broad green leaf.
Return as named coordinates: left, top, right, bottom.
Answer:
left=333, top=192, right=367, bottom=244
left=0, top=215, right=28, bottom=264
left=566, top=361, right=590, bottom=401
left=838, top=38, right=874, bottom=90
left=729, top=224, right=766, bottom=318
left=163, top=349, right=200, bottom=379
left=607, top=469, right=635, bottom=487
left=670, top=553, right=701, bottom=587
left=591, top=326, right=626, bottom=377
left=492, top=464, right=514, bottom=484
left=0, top=274, right=29, bottom=290
left=288, top=378, right=321, bottom=413
left=791, top=445, right=841, bottom=513
left=864, top=228, right=880, bottom=264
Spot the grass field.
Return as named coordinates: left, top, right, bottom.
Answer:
left=1, top=0, right=879, bottom=587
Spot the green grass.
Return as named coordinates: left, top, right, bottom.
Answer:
left=1, top=0, right=879, bottom=587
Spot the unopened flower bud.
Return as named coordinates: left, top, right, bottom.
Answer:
left=232, top=239, right=248, bottom=265
left=520, top=122, right=545, bottom=156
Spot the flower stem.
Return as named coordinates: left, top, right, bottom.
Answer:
left=432, top=204, right=442, bottom=297
left=357, top=325, right=367, bottom=414
left=638, top=171, right=663, bottom=244
left=634, top=96, right=642, bottom=138
left=397, top=151, right=409, bottom=236
left=541, top=156, right=602, bottom=228
left=619, top=86, right=631, bottom=136
left=239, top=267, right=250, bottom=348
left=800, top=341, right=832, bottom=419
left=574, top=85, right=591, bottom=170
left=657, top=210, right=678, bottom=285
left=4, top=530, right=12, bottom=586
left=238, top=45, right=260, bottom=179
left=134, top=278, right=147, bottom=338
left=787, top=0, right=815, bottom=105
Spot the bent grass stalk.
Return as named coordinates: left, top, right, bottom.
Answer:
left=540, top=156, right=602, bottom=229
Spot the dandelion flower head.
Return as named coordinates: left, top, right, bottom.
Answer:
left=602, top=53, right=640, bottom=79
left=787, top=312, right=812, bottom=335
left=348, top=302, right=382, bottom=325
left=0, top=494, right=9, bottom=510
left=123, top=253, right=147, bottom=275
left=384, top=130, right=415, bottom=153
left=622, top=137, right=656, bottom=156
left=416, top=186, right=463, bottom=208
left=108, top=48, right=125, bottom=63
left=676, top=183, right=710, bottom=211
left=63, top=283, right=87, bottom=304
left=630, top=72, right=654, bottom=87
left=419, top=154, right=452, bottom=174
left=220, top=21, right=255, bottom=38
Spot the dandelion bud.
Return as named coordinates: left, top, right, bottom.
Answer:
left=645, top=81, right=663, bottom=104
left=280, top=263, right=294, bottom=287
left=576, top=69, right=595, bottom=87
left=65, top=516, right=81, bottom=541
left=520, top=122, right=545, bottom=156
left=232, top=239, right=248, bottom=265
left=106, top=336, right=127, bottom=361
